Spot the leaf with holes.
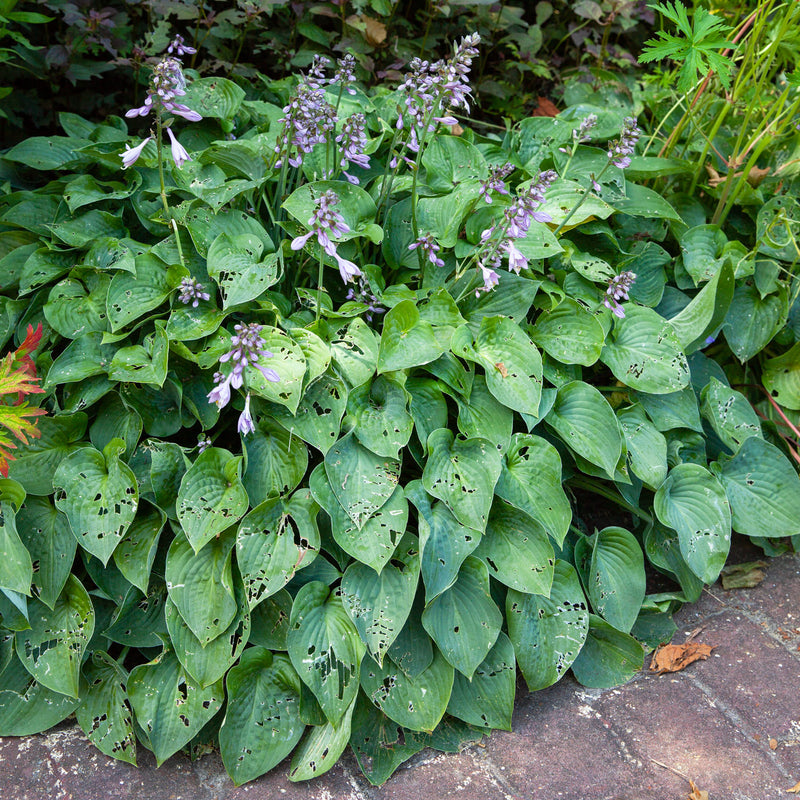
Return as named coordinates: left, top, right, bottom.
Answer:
left=347, top=375, right=413, bottom=460
left=377, top=300, right=445, bottom=373
left=452, top=317, right=543, bottom=417
left=236, top=492, right=320, bottom=609
left=422, top=429, right=501, bottom=534
left=711, top=437, right=800, bottom=539
left=104, top=583, right=168, bottom=648
left=15, top=574, right=94, bottom=698
left=531, top=298, right=605, bottom=366
left=206, top=233, right=279, bottom=309
left=617, top=404, right=668, bottom=489
left=507, top=560, right=588, bottom=691
left=219, top=648, right=305, bottom=786
left=700, top=378, right=762, bottom=453
left=248, top=589, right=292, bottom=650
left=570, top=615, right=644, bottom=688
left=106, top=253, right=178, bottom=332
left=654, top=463, right=731, bottom=584
left=580, top=527, right=645, bottom=634
left=246, top=328, right=307, bottom=414
left=165, top=529, right=238, bottom=647
left=546, top=382, right=623, bottom=480
left=473, top=501, right=554, bottom=595
left=446, top=632, right=515, bottom=731
left=165, top=575, right=250, bottom=688
left=127, top=648, right=224, bottom=767
left=422, top=557, right=502, bottom=679
left=53, top=439, right=138, bottom=565
left=340, top=533, right=419, bottom=665
left=287, top=581, right=365, bottom=726
left=494, top=433, right=571, bottom=546
left=310, top=464, right=406, bottom=574
left=268, top=373, right=348, bottom=454
left=75, top=651, right=137, bottom=765
left=112, top=502, right=165, bottom=594
left=406, top=480, right=481, bottom=603
left=177, top=447, right=248, bottom=553
left=455, top=374, right=513, bottom=452
left=330, top=318, right=379, bottom=388
left=600, top=306, right=689, bottom=394
left=324, top=432, right=401, bottom=529
left=242, top=417, right=308, bottom=505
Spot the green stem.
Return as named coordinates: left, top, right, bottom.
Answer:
left=553, top=160, right=612, bottom=237
left=316, top=252, right=325, bottom=323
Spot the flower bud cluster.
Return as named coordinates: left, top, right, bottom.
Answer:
left=478, top=163, right=514, bottom=204
left=608, top=117, right=641, bottom=169
left=604, top=271, right=637, bottom=318
left=409, top=234, right=445, bottom=268
left=346, top=278, right=385, bottom=322
left=177, top=277, right=210, bottom=308
left=335, top=113, right=370, bottom=183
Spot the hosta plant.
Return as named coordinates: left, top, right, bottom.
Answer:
left=0, top=30, right=799, bottom=787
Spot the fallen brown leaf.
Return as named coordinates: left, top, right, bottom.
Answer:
left=721, top=560, right=768, bottom=590
left=788, top=780, right=800, bottom=794
left=361, top=15, right=387, bottom=45
left=532, top=97, right=559, bottom=117
left=688, top=780, right=709, bottom=800
left=770, top=738, right=779, bottom=750
left=650, top=642, right=715, bottom=675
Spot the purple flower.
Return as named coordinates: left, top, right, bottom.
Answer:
left=603, top=271, right=637, bottom=318
left=476, top=264, right=500, bottom=297
left=574, top=113, right=598, bottom=143
left=120, top=136, right=151, bottom=168
left=197, top=434, right=212, bottom=452
left=166, top=127, right=191, bottom=168
left=124, top=56, right=202, bottom=123
left=178, top=276, right=210, bottom=307
left=304, top=54, right=331, bottom=89
left=207, top=323, right=280, bottom=409
left=346, top=277, right=385, bottom=322
left=336, top=113, right=370, bottom=183
left=409, top=234, right=444, bottom=268
left=608, top=117, right=641, bottom=169
left=331, top=54, right=357, bottom=94
left=238, top=393, right=256, bottom=436
left=274, top=83, right=337, bottom=168
left=167, top=34, right=196, bottom=58
left=478, top=163, right=514, bottom=204
left=290, top=190, right=362, bottom=284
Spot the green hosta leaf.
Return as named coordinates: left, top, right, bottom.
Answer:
left=408, top=378, right=450, bottom=446
left=446, top=632, right=515, bottom=731
left=0, top=653, right=80, bottom=735
left=614, top=184, right=681, bottom=221
left=580, top=527, right=645, bottom=633
left=44, top=333, right=116, bottom=389
left=44, top=276, right=110, bottom=339
left=243, top=416, right=308, bottom=505
left=53, top=439, right=138, bottom=565
left=473, top=501, right=554, bottom=595
left=644, top=522, right=703, bottom=602
left=165, top=301, right=225, bottom=342
left=654, top=463, right=731, bottom=584
left=724, top=283, right=788, bottom=363
left=290, top=328, right=330, bottom=388
left=762, top=343, right=800, bottom=411
left=537, top=179, right=614, bottom=225
left=177, top=447, right=248, bottom=553
left=711, top=437, right=800, bottom=539
left=546, top=381, right=623, bottom=480
left=531, top=298, right=605, bottom=366
left=600, top=306, right=689, bottom=393
left=103, top=582, right=168, bottom=648
left=378, top=300, right=445, bottom=372
left=330, top=318, right=379, bottom=387
left=340, top=533, right=419, bottom=665
left=268, top=373, right=347, bottom=454
left=0, top=501, right=32, bottom=596
left=406, top=481, right=481, bottom=603
left=452, top=316, right=543, bottom=417
left=347, top=375, right=413, bottom=459
left=422, top=429, right=502, bottom=534
left=112, top=502, right=165, bottom=594
left=127, top=648, right=224, bottom=767
left=680, top=225, right=727, bottom=285
left=165, top=529, right=238, bottom=646
left=148, top=442, right=190, bottom=520
left=108, top=321, right=169, bottom=386
left=75, top=651, right=136, bottom=765
left=287, top=581, right=365, bottom=726
left=182, top=76, right=245, bottom=119
left=422, top=556, right=502, bottom=679
left=51, top=210, right=127, bottom=247
left=617, top=404, right=668, bottom=489
left=16, top=496, right=76, bottom=608
left=184, top=203, right=273, bottom=258
left=15, top=574, right=94, bottom=698
left=106, top=253, right=178, bottom=332
left=310, top=464, right=406, bottom=574
left=507, top=560, right=589, bottom=691
left=246, top=327, right=307, bottom=414
left=324, top=432, right=401, bottom=529
left=206, top=233, right=279, bottom=309
left=700, top=378, right=762, bottom=452
left=236, top=493, right=320, bottom=609
left=636, top=386, right=702, bottom=433
left=570, top=615, right=644, bottom=688
left=219, top=648, right=305, bottom=786
left=3, top=136, right=89, bottom=170
left=359, top=649, right=454, bottom=733
left=417, top=183, right=480, bottom=248
left=248, top=589, right=292, bottom=650
left=8, top=413, right=87, bottom=495
left=421, top=136, right=488, bottom=192
left=165, top=577, right=249, bottom=687
left=455, top=374, right=513, bottom=451
left=494, top=433, right=571, bottom=546
left=288, top=695, right=356, bottom=782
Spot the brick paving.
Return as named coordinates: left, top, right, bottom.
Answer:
left=1, top=548, right=798, bottom=800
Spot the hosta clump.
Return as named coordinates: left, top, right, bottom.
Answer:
left=1, top=30, right=800, bottom=788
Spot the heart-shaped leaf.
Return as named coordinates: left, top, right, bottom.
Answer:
left=378, top=300, right=445, bottom=372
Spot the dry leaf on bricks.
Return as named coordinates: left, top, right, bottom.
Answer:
left=650, top=642, right=715, bottom=674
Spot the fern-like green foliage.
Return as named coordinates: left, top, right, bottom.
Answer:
left=0, top=324, right=45, bottom=477
left=639, top=1, right=735, bottom=94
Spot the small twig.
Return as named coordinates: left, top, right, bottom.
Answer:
left=703, top=587, right=727, bottom=606
left=650, top=757, right=692, bottom=782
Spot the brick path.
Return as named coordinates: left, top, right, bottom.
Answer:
left=2, top=549, right=798, bottom=800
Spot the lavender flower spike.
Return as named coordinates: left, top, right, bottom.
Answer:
left=608, top=117, right=641, bottom=169
left=120, top=136, right=152, bottom=168
left=603, top=271, right=636, bottom=318
left=238, top=393, right=256, bottom=435
left=167, top=35, right=196, bottom=58
left=166, top=127, right=191, bottom=168
left=409, top=234, right=444, bottom=268
left=178, top=276, right=210, bottom=307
